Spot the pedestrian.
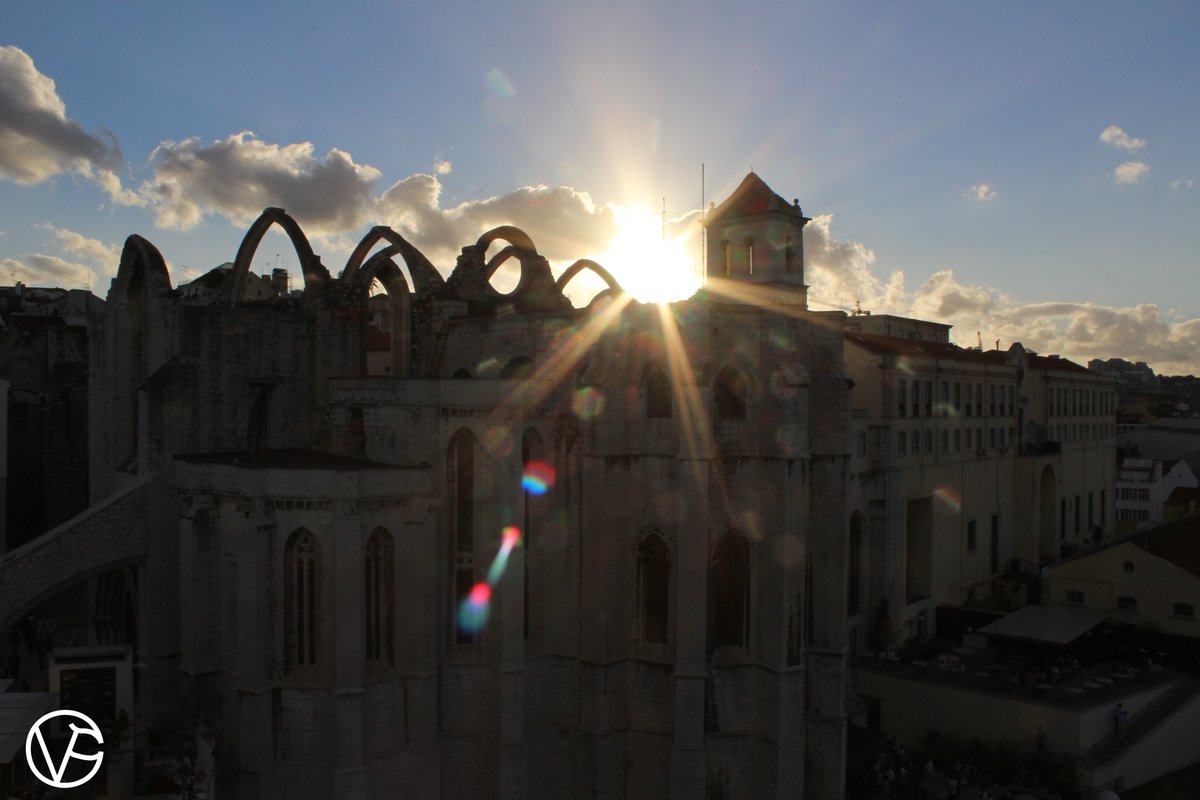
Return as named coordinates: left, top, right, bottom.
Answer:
left=947, top=775, right=959, bottom=799
left=1112, top=702, right=1125, bottom=736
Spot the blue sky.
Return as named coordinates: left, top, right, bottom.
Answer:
left=3, top=1, right=1198, bottom=372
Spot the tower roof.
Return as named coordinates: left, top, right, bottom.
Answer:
left=704, top=172, right=807, bottom=224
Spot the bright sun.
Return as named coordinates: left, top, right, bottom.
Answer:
left=599, top=205, right=701, bottom=303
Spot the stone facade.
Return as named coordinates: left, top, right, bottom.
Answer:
left=77, top=174, right=851, bottom=798
left=843, top=317, right=1117, bottom=653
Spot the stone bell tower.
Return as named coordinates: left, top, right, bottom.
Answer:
left=701, top=172, right=811, bottom=306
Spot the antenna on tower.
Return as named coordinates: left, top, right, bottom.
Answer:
left=701, top=163, right=706, bottom=285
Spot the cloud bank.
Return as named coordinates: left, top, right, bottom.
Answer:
left=0, top=46, right=137, bottom=204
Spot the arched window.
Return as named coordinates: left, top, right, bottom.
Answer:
left=286, top=529, right=319, bottom=669
left=94, top=569, right=136, bottom=647
left=645, top=370, right=672, bottom=419
left=722, top=241, right=731, bottom=277
left=365, top=528, right=394, bottom=663
left=848, top=514, right=866, bottom=615
left=501, top=357, right=535, bottom=379
left=639, top=533, right=671, bottom=644
left=716, top=365, right=748, bottom=420
left=744, top=237, right=755, bottom=276
left=522, top=428, right=543, bottom=640
left=449, top=430, right=477, bottom=644
left=710, top=532, right=751, bottom=651
left=452, top=368, right=472, bottom=379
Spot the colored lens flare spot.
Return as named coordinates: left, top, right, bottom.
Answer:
left=522, top=461, right=557, bottom=495
left=572, top=387, right=605, bottom=419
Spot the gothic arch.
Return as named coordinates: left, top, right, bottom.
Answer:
left=476, top=225, right=538, bottom=255
left=227, top=208, right=328, bottom=306
left=474, top=226, right=549, bottom=298
left=111, top=235, right=173, bottom=471
left=342, top=226, right=444, bottom=293
left=554, top=259, right=623, bottom=296
left=357, top=246, right=413, bottom=377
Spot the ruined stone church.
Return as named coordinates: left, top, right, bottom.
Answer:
left=8, top=173, right=852, bottom=798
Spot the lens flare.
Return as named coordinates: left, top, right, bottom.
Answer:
left=572, top=386, right=605, bottom=419
left=522, top=461, right=557, bottom=495
left=933, top=486, right=962, bottom=513
left=458, top=582, right=492, bottom=633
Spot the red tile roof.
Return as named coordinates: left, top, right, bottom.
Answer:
left=1132, top=514, right=1200, bottom=578
left=844, top=331, right=1009, bottom=365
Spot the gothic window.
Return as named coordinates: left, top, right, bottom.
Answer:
left=94, top=569, right=136, bottom=647
left=646, top=369, right=672, bottom=418
left=365, top=528, right=394, bottom=663
left=709, top=532, right=751, bottom=651
left=716, top=366, right=748, bottom=420
left=522, top=428, right=543, bottom=640
left=449, top=430, right=477, bottom=644
left=639, top=533, right=671, bottom=644
left=848, top=514, right=866, bottom=616
left=286, top=529, right=319, bottom=670
left=744, top=237, right=755, bottom=275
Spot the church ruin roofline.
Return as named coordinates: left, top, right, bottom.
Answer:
left=701, top=171, right=812, bottom=226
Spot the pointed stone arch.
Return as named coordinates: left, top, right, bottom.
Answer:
left=356, top=246, right=414, bottom=377
left=448, top=226, right=570, bottom=310
left=554, top=258, right=623, bottom=301
left=111, top=235, right=174, bottom=471
left=227, top=208, right=329, bottom=306
left=342, top=226, right=445, bottom=294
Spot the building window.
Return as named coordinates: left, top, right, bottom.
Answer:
left=449, top=429, right=477, bottom=644
left=1066, top=590, right=1085, bottom=605
left=954, top=382, right=962, bottom=415
left=1173, top=603, right=1195, bottom=618
left=898, top=432, right=907, bottom=455
left=941, top=430, right=949, bottom=453
left=925, top=430, right=933, bottom=453
left=646, top=370, right=672, bottom=418
left=365, top=528, right=394, bottom=663
left=522, top=429, right=542, bottom=639
left=898, top=379, right=907, bottom=417
left=286, top=528, right=319, bottom=669
left=989, top=385, right=996, bottom=416
left=924, top=381, right=933, bottom=417
left=848, top=514, right=866, bottom=616
left=639, top=533, right=671, bottom=644
left=912, top=431, right=920, bottom=453
left=954, top=429, right=961, bottom=451
left=1117, top=596, right=1137, bottom=612
left=709, top=532, right=751, bottom=651
left=940, top=381, right=949, bottom=416
left=966, top=519, right=977, bottom=551
left=715, top=365, right=748, bottom=419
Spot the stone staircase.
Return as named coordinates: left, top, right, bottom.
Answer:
left=0, top=477, right=148, bottom=630
left=1080, top=675, right=1200, bottom=769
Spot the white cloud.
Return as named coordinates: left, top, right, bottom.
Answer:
left=139, top=131, right=383, bottom=234
left=46, top=226, right=122, bottom=275
left=0, top=46, right=134, bottom=204
left=434, top=157, right=452, bottom=175
left=1170, top=176, right=1195, bottom=191
left=800, top=216, right=1200, bottom=374
left=1099, top=125, right=1146, bottom=152
left=373, top=174, right=619, bottom=267
left=1113, top=161, right=1149, bottom=185
left=965, top=183, right=996, bottom=202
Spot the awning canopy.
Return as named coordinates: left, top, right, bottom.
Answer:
left=978, top=604, right=1109, bottom=646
